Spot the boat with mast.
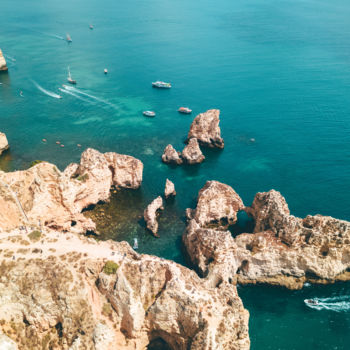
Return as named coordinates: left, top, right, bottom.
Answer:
left=67, top=66, right=77, bottom=85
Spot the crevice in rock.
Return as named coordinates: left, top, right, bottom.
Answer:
left=229, top=211, right=255, bottom=237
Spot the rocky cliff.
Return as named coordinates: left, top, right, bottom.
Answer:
left=0, top=148, right=143, bottom=233
left=0, top=229, right=250, bottom=350
left=183, top=181, right=350, bottom=289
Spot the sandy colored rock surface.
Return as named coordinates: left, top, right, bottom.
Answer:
left=182, top=138, right=205, bottom=164
left=187, top=109, right=224, bottom=148
left=0, top=148, right=143, bottom=233
left=183, top=182, right=350, bottom=289
left=0, top=228, right=250, bottom=350
left=164, top=178, right=176, bottom=198
left=0, top=49, right=8, bottom=71
left=144, top=196, right=164, bottom=236
left=161, top=144, right=183, bottom=165
left=0, top=132, right=9, bottom=155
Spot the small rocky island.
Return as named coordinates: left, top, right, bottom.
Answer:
left=0, top=49, right=8, bottom=71
left=0, top=132, right=9, bottom=155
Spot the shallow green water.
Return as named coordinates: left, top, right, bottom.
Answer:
left=1, top=0, right=350, bottom=348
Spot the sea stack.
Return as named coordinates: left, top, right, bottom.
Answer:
left=181, top=138, right=205, bottom=164
left=187, top=109, right=224, bottom=148
left=164, top=179, right=176, bottom=198
left=0, top=49, right=8, bottom=71
left=144, top=196, right=164, bottom=236
left=0, top=132, right=9, bottom=155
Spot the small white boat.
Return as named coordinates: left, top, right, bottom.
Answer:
left=178, top=107, right=192, bottom=114
left=143, top=111, right=156, bottom=117
left=66, top=33, right=72, bottom=42
left=133, top=238, right=138, bottom=250
left=304, top=299, right=319, bottom=306
left=152, top=81, right=171, bottom=89
left=89, top=24, right=94, bottom=30
left=67, top=66, right=77, bottom=84
left=104, top=68, right=108, bottom=74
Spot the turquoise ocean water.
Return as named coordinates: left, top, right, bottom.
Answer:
left=1, top=0, right=350, bottom=348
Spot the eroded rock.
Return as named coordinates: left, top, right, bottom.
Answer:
left=182, top=138, right=205, bottom=164
left=144, top=196, right=164, bottom=236
left=161, top=144, right=183, bottom=165
left=183, top=183, right=350, bottom=289
left=0, top=132, right=9, bottom=155
left=187, top=109, right=224, bottom=148
left=164, top=179, right=176, bottom=198
left=0, top=232, right=250, bottom=350
left=0, top=49, right=8, bottom=71
left=0, top=148, right=143, bottom=233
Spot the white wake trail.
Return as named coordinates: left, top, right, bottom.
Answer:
left=32, top=81, right=62, bottom=99
left=305, top=296, right=350, bottom=312
left=62, top=85, right=118, bottom=109
left=59, top=88, right=94, bottom=104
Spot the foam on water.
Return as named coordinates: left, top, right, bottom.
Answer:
left=59, top=87, right=94, bottom=104
left=305, top=296, right=350, bottom=312
left=32, top=80, right=62, bottom=99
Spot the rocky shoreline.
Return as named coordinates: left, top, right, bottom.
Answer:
left=1, top=113, right=350, bottom=348
left=183, top=181, right=350, bottom=290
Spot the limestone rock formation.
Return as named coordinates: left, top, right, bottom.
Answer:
left=161, top=144, right=183, bottom=165
left=181, top=138, right=205, bottom=164
left=144, top=196, right=164, bottom=236
left=164, top=178, right=176, bottom=198
left=193, top=180, right=244, bottom=227
left=0, top=148, right=143, bottom=233
left=187, top=109, right=224, bottom=148
left=0, top=332, right=17, bottom=350
left=183, top=183, right=350, bottom=289
left=0, top=132, right=9, bottom=155
left=0, top=230, right=250, bottom=350
left=0, top=49, right=8, bottom=71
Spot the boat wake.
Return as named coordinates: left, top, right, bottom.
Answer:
left=305, top=296, right=350, bottom=312
left=62, top=85, right=118, bottom=109
left=32, top=81, right=62, bottom=99
left=59, top=88, right=94, bottom=104
left=4, top=54, right=16, bottom=62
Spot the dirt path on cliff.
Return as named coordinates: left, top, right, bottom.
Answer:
left=0, top=229, right=126, bottom=263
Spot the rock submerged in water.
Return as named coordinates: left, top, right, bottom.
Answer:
left=182, top=138, right=205, bottom=164
left=161, top=144, right=183, bottom=165
left=0, top=148, right=143, bottom=233
left=144, top=196, right=164, bottom=236
left=187, top=109, right=224, bottom=148
left=164, top=178, right=176, bottom=198
left=183, top=181, right=350, bottom=289
left=0, top=49, right=8, bottom=71
left=0, top=132, right=9, bottom=155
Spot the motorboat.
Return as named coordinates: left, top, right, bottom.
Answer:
left=67, top=66, right=77, bottom=84
left=152, top=81, right=171, bottom=89
left=143, top=111, right=156, bottom=117
left=89, top=24, right=94, bottom=30
left=66, top=33, right=72, bottom=42
left=304, top=299, right=319, bottom=306
left=104, top=68, right=108, bottom=74
left=133, top=238, right=138, bottom=250
left=178, top=107, right=192, bottom=114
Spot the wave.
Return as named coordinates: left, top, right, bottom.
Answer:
left=4, top=54, right=16, bottom=62
left=305, top=296, right=350, bottom=312
left=59, top=87, right=94, bottom=103
left=62, top=85, right=118, bottom=109
left=32, top=80, right=62, bottom=99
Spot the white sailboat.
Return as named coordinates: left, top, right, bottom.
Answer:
left=67, top=66, right=77, bottom=85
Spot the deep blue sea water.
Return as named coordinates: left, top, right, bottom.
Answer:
left=1, top=0, right=350, bottom=348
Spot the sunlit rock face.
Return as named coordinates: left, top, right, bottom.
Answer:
left=0, top=148, right=143, bottom=233
left=0, top=49, right=8, bottom=71
left=183, top=182, right=350, bottom=289
left=187, top=109, right=224, bottom=148
left=0, top=132, right=9, bottom=155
